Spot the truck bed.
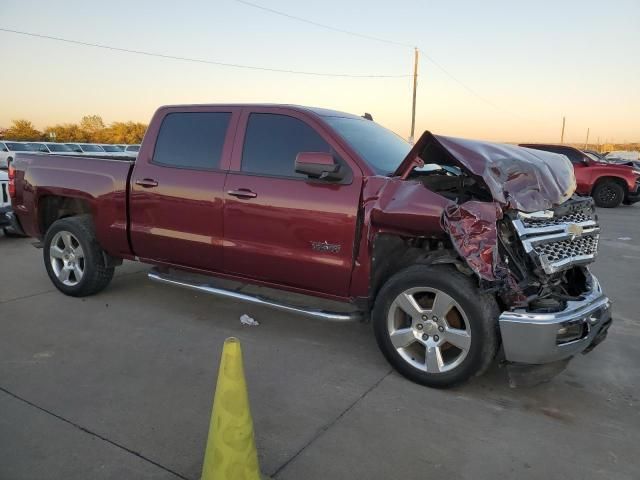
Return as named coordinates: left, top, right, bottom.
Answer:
left=11, top=153, right=135, bottom=257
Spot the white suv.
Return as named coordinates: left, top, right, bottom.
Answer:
left=0, top=141, right=34, bottom=168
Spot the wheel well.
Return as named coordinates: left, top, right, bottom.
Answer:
left=39, top=196, right=91, bottom=236
left=369, top=233, right=469, bottom=303
left=592, top=176, right=627, bottom=195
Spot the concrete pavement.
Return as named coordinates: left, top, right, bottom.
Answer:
left=0, top=205, right=638, bottom=479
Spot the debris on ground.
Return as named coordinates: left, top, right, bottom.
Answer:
left=240, top=314, right=259, bottom=326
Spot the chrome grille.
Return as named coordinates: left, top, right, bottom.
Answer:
left=533, top=234, right=599, bottom=266
left=511, top=199, right=600, bottom=275
left=521, top=212, right=591, bottom=229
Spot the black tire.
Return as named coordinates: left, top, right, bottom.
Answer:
left=43, top=215, right=115, bottom=297
left=372, top=265, right=499, bottom=388
left=593, top=180, right=625, bottom=208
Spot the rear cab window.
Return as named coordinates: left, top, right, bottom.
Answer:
left=153, top=112, right=231, bottom=170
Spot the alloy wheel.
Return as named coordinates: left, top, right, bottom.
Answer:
left=387, top=287, right=472, bottom=373
left=49, top=231, right=85, bottom=286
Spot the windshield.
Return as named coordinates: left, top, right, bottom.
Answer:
left=80, top=144, right=105, bottom=152
left=127, top=145, right=140, bottom=152
left=5, top=142, right=33, bottom=151
left=584, top=152, right=600, bottom=162
left=46, top=143, right=73, bottom=152
left=323, top=116, right=411, bottom=174
left=101, top=145, right=124, bottom=152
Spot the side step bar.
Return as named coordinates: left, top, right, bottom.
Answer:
left=148, top=271, right=363, bottom=322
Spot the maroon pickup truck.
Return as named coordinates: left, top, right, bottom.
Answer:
left=9, top=104, right=612, bottom=387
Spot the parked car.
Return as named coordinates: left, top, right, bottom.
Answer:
left=520, top=144, right=640, bottom=208
left=0, top=168, right=22, bottom=236
left=9, top=104, right=612, bottom=388
left=65, top=143, right=107, bottom=155
left=605, top=151, right=640, bottom=162
left=122, top=144, right=140, bottom=158
left=99, top=144, right=126, bottom=156
left=0, top=169, right=10, bottom=230
left=0, top=141, right=34, bottom=168
left=603, top=151, right=640, bottom=170
left=26, top=142, right=76, bottom=155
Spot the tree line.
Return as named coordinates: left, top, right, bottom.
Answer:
left=0, top=116, right=147, bottom=144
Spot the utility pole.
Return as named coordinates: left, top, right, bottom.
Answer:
left=409, top=47, right=419, bottom=144
left=584, top=128, right=590, bottom=149
left=560, top=116, right=566, bottom=144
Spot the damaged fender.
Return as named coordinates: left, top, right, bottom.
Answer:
left=396, top=132, right=578, bottom=292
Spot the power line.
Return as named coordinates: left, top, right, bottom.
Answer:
left=0, top=27, right=410, bottom=78
left=232, top=0, right=523, bottom=118
left=233, top=0, right=414, bottom=48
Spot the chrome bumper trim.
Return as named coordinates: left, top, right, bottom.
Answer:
left=499, top=274, right=612, bottom=364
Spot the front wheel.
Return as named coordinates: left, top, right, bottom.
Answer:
left=43, top=215, right=115, bottom=297
left=372, top=265, right=499, bottom=388
left=593, top=181, right=624, bottom=208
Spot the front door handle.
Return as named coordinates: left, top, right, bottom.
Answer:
left=135, top=178, right=159, bottom=188
left=228, top=189, right=257, bottom=199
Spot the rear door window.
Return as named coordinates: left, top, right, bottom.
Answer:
left=153, top=112, right=231, bottom=170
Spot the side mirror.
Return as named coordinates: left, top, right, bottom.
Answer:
left=295, top=152, right=343, bottom=181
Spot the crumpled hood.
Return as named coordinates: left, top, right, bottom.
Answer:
left=395, top=132, right=577, bottom=213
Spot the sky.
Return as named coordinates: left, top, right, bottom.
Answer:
left=0, top=0, right=638, bottom=143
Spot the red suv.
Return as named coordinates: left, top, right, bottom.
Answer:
left=520, top=144, right=640, bottom=208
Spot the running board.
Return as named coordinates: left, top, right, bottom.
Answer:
left=148, top=271, right=363, bottom=322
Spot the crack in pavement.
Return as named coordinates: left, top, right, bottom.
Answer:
left=0, top=386, right=190, bottom=480
left=271, top=368, right=393, bottom=478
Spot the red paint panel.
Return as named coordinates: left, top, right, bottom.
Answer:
left=223, top=106, right=365, bottom=296
left=129, top=106, right=240, bottom=271
left=223, top=173, right=362, bottom=295
left=12, top=153, right=132, bottom=256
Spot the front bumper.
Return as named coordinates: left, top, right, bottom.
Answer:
left=498, top=274, right=612, bottom=365
left=626, top=183, right=640, bottom=204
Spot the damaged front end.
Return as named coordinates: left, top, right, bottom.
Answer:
left=398, top=132, right=612, bottom=385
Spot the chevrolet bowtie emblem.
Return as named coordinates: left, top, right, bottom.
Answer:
left=566, top=223, right=583, bottom=240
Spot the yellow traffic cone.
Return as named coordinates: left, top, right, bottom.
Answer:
left=201, top=337, right=261, bottom=480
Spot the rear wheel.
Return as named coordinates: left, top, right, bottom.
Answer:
left=372, top=265, right=499, bottom=388
left=43, top=215, right=115, bottom=297
left=593, top=180, right=624, bottom=208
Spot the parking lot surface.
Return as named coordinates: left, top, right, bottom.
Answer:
left=1, top=206, right=639, bottom=480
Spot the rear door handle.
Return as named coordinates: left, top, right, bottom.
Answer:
left=135, top=178, right=159, bottom=188
left=228, top=189, right=257, bottom=199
